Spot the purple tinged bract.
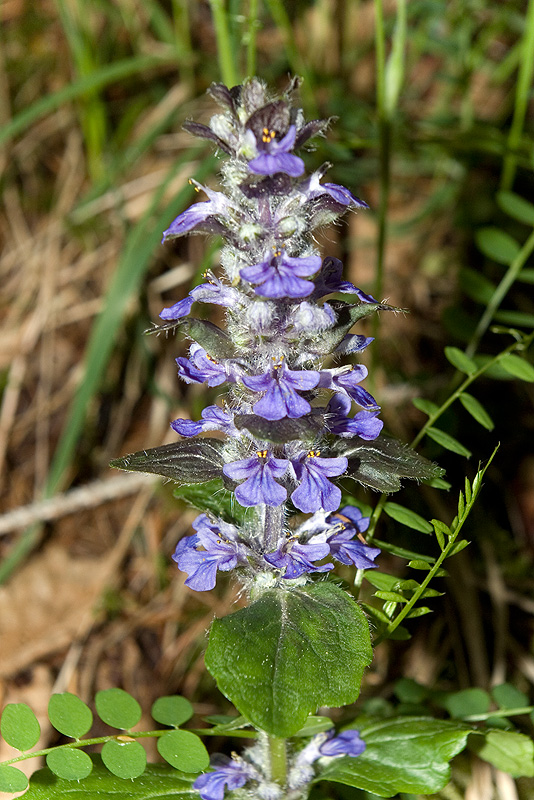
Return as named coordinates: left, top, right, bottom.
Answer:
left=291, top=452, right=348, bottom=513
left=242, top=358, right=319, bottom=420
left=223, top=451, right=289, bottom=507
left=240, top=249, right=321, bottom=299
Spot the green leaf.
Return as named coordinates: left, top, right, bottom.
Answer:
left=494, top=310, right=534, bottom=328
left=474, top=730, right=534, bottom=777
left=406, top=607, right=433, bottom=618
left=444, top=347, right=477, bottom=375
left=442, top=688, right=491, bottom=718
left=316, top=717, right=471, bottom=797
left=374, top=591, right=408, bottom=604
left=407, top=560, right=432, bottom=570
left=492, top=683, right=529, bottom=710
left=383, top=502, right=432, bottom=533
left=48, top=693, right=93, bottom=739
left=362, top=572, right=399, bottom=592
left=173, top=480, right=248, bottom=525
left=426, top=427, right=472, bottom=458
left=496, top=190, right=534, bottom=225
left=23, top=757, right=198, bottom=798
left=157, top=730, right=209, bottom=772
left=412, top=398, right=439, bottom=417
left=499, top=353, right=534, bottom=382
left=0, top=765, right=29, bottom=793
left=475, top=227, right=521, bottom=265
left=205, top=582, right=372, bottom=737
left=292, top=716, right=334, bottom=737
left=46, top=749, right=93, bottom=780
left=394, top=679, right=428, bottom=704
left=151, top=696, right=193, bottom=729
left=95, top=689, right=141, bottom=730
left=110, top=439, right=225, bottom=484
left=448, top=540, right=470, bottom=556
left=459, top=268, right=497, bottom=305
left=459, top=393, right=494, bottom=430
left=1, top=703, right=41, bottom=750
left=101, top=740, right=146, bottom=779
left=342, top=436, right=444, bottom=493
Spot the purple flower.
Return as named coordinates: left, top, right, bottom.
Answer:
left=248, top=125, right=304, bottom=177
left=319, top=366, right=379, bottom=410
left=240, top=249, right=321, bottom=299
left=162, top=184, right=233, bottom=242
left=335, top=334, right=374, bottom=354
left=176, top=343, right=235, bottom=387
left=172, top=514, right=248, bottom=592
left=290, top=729, right=366, bottom=788
left=319, top=729, right=366, bottom=758
left=171, top=405, right=237, bottom=438
left=326, top=394, right=383, bottom=440
left=264, top=534, right=333, bottom=579
left=242, top=358, right=319, bottom=420
left=313, top=257, right=378, bottom=302
left=223, top=451, right=289, bottom=507
left=160, top=274, right=238, bottom=321
left=194, top=756, right=259, bottom=800
left=304, top=172, right=369, bottom=209
left=291, top=451, right=348, bottom=513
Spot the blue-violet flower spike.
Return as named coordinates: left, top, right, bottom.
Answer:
left=319, top=729, right=366, bottom=758
left=171, top=405, right=237, bottom=438
left=194, top=756, right=259, bottom=800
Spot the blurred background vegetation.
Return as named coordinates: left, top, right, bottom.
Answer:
left=1, top=0, right=534, bottom=797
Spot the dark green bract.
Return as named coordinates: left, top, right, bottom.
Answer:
left=205, top=581, right=372, bottom=737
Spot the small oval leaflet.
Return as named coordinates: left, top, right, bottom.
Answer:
left=157, top=729, right=210, bottom=772
left=383, top=502, right=433, bottom=534
left=151, top=696, right=193, bottom=728
left=1, top=703, right=41, bottom=751
left=48, top=692, right=93, bottom=739
left=46, top=748, right=93, bottom=780
left=475, top=226, right=521, bottom=265
left=95, top=688, right=141, bottom=730
left=101, top=739, right=147, bottom=779
left=0, top=765, right=29, bottom=793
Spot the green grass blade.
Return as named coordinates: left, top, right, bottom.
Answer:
left=0, top=54, right=176, bottom=148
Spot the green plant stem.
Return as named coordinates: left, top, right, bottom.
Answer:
left=354, top=334, right=533, bottom=597
left=263, top=0, right=317, bottom=115
left=1, top=728, right=258, bottom=767
left=373, top=446, right=498, bottom=645
left=500, top=0, right=534, bottom=191
left=209, top=0, right=240, bottom=87
left=246, top=0, right=259, bottom=77
left=268, top=736, right=287, bottom=785
left=464, top=228, right=534, bottom=359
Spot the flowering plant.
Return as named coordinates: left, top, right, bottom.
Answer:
left=2, top=77, right=533, bottom=800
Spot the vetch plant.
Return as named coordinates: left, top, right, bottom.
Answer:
left=3, top=77, right=534, bottom=800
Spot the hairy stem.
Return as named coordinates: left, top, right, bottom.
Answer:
left=268, top=735, right=287, bottom=785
